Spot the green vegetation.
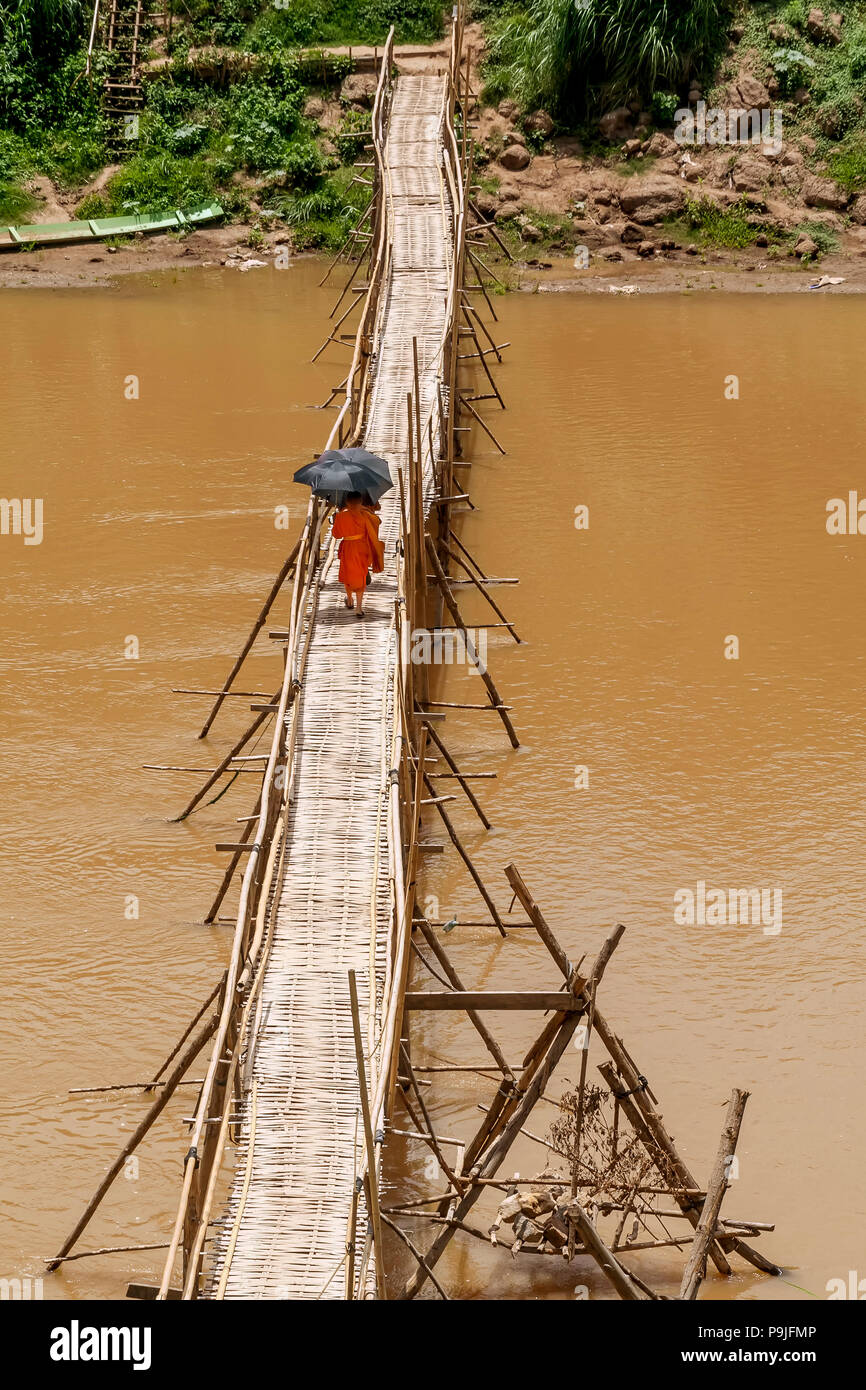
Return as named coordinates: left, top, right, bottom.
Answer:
left=683, top=193, right=767, bottom=248
left=244, top=0, right=443, bottom=50
left=480, top=0, right=731, bottom=117
left=791, top=217, right=839, bottom=253
left=828, top=139, right=866, bottom=189
left=0, top=0, right=442, bottom=241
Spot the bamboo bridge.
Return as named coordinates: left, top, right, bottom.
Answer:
left=49, top=8, right=785, bottom=1302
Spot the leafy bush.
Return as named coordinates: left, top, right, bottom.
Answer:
left=651, top=90, right=680, bottom=124
left=684, top=194, right=764, bottom=249
left=101, top=153, right=218, bottom=214
left=771, top=47, right=815, bottom=97
left=828, top=140, right=866, bottom=191
left=223, top=78, right=304, bottom=170
left=280, top=140, right=324, bottom=188
left=167, top=123, right=209, bottom=156
left=791, top=220, right=838, bottom=255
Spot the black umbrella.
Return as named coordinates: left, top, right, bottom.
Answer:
left=294, top=447, right=393, bottom=504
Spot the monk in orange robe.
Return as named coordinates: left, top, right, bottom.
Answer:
left=332, top=492, right=384, bottom=617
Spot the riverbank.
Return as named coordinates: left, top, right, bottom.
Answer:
left=2, top=222, right=864, bottom=292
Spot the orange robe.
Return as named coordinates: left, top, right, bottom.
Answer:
left=363, top=506, right=385, bottom=573
left=333, top=505, right=378, bottom=590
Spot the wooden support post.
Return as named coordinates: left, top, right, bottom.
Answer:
left=318, top=201, right=372, bottom=286
left=311, top=295, right=362, bottom=362
left=465, top=248, right=501, bottom=322
left=597, top=1059, right=733, bottom=1279
left=460, top=304, right=505, bottom=407
left=425, top=536, right=519, bottom=748
left=459, top=393, right=506, bottom=455
left=441, top=538, right=520, bottom=642
left=468, top=197, right=514, bottom=261
left=148, top=976, right=225, bottom=1087
left=680, top=1089, right=749, bottom=1300
left=204, top=793, right=262, bottom=923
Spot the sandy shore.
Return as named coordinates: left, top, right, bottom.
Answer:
left=2, top=218, right=864, bottom=293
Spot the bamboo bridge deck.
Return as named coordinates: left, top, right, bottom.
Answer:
left=204, top=74, right=450, bottom=1300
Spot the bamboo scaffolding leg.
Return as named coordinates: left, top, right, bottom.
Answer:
left=47, top=1009, right=220, bottom=1271
left=425, top=536, right=519, bottom=748
left=566, top=1200, right=649, bottom=1300
left=312, top=295, right=364, bottom=363
left=468, top=198, right=514, bottom=261
left=198, top=542, right=300, bottom=739
left=329, top=239, right=371, bottom=320
left=416, top=919, right=513, bottom=1080
left=399, top=926, right=624, bottom=1298
left=465, top=249, right=501, bottom=323
left=148, top=976, right=225, bottom=1087
left=500, top=863, right=772, bottom=1279
left=176, top=705, right=276, bottom=821
left=459, top=393, right=506, bottom=455
left=596, top=1060, right=734, bottom=1278
left=441, top=539, right=520, bottom=642
left=460, top=305, right=505, bottom=407
left=380, top=1214, right=450, bottom=1300
left=421, top=718, right=490, bottom=828
left=204, top=793, right=262, bottom=923
left=422, top=772, right=505, bottom=934
left=467, top=245, right=507, bottom=290
left=318, top=201, right=373, bottom=285
left=397, top=1047, right=464, bottom=1194
left=680, top=1089, right=749, bottom=1300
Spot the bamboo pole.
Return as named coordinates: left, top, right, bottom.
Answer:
left=204, top=792, right=262, bottom=923
left=566, top=1200, right=649, bottom=1300
left=198, top=539, right=300, bottom=739
left=441, top=538, right=520, bottom=642
left=425, top=536, right=519, bottom=748
left=399, top=924, right=624, bottom=1298
left=422, top=771, right=504, bottom=933
left=459, top=392, right=506, bottom=454
left=460, top=305, right=505, bottom=407
left=348, top=970, right=387, bottom=1300
left=148, top=977, right=225, bottom=1086
left=416, top=920, right=512, bottom=1079
left=175, top=706, right=275, bottom=821
left=680, top=1089, right=749, bottom=1300
left=47, top=1009, right=220, bottom=1271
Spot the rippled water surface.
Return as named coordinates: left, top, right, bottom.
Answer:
left=1, top=269, right=863, bottom=1300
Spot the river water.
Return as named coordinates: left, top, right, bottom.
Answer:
left=1, top=264, right=863, bottom=1301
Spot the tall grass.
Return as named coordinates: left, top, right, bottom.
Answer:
left=487, top=0, right=730, bottom=117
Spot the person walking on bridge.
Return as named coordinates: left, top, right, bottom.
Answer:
left=332, top=492, right=384, bottom=618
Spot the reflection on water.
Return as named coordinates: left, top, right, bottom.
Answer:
left=0, top=271, right=863, bottom=1300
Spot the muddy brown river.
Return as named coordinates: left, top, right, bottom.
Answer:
left=1, top=263, right=863, bottom=1301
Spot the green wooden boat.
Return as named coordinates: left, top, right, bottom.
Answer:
left=0, top=202, right=224, bottom=250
